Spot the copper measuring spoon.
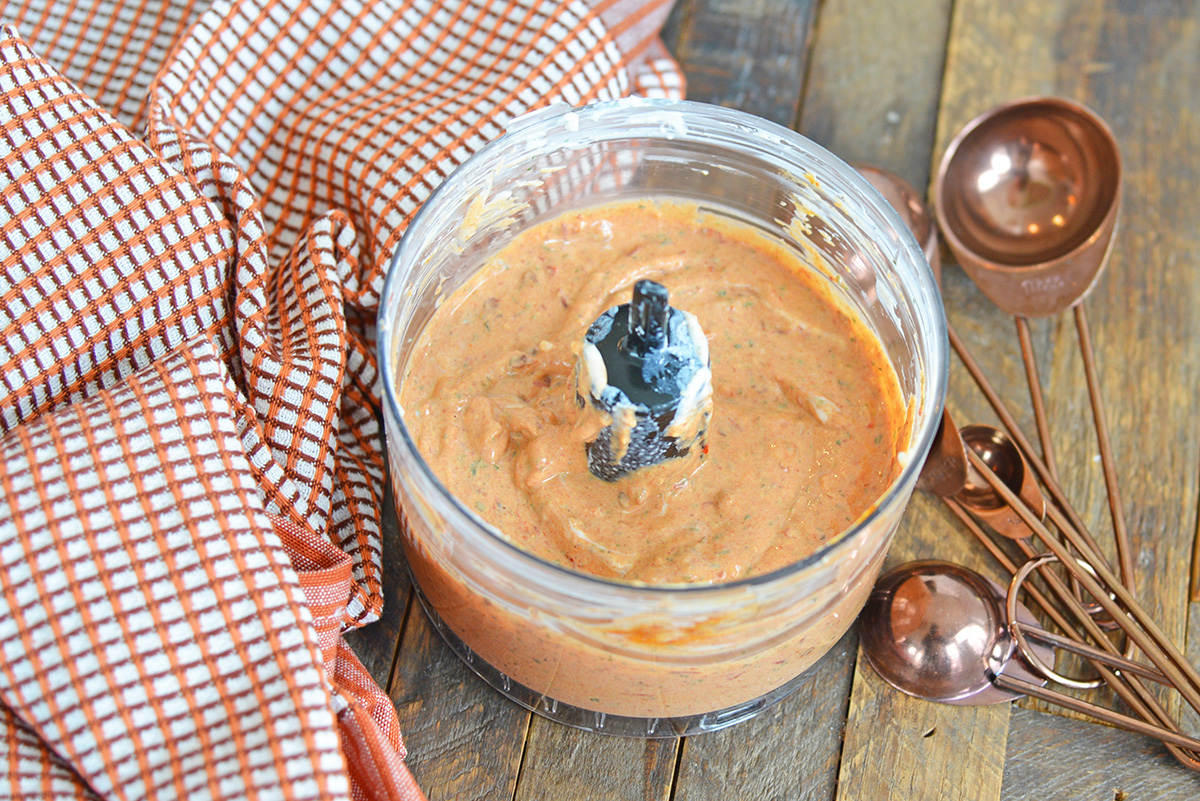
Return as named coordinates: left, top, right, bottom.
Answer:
left=934, top=97, right=1119, bottom=318
left=860, top=560, right=1052, bottom=706
left=934, top=97, right=1133, bottom=592
left=957, top=424, right=1045, bottom=539
left=860, top=161, right=1116, bottom=571
left=860, top=560, right=1200, bottom=758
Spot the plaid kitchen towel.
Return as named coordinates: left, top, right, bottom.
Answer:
left=0, top=1, right=684, bottom=798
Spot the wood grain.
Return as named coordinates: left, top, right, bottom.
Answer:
left=672, top=630, right=858, bottom=801
left=343, top=480, right=412, bottom=687
left=513, top=721, right=677, bottom=801
left=798, top=0, right=954, bottom=192
left=1001, top=706, right=1199, bottom=799
left=837, top=665, right=1009, bottom=801
left=660, top=0, right=817, bottom=126
left=389, top=607, right=532, bottom=801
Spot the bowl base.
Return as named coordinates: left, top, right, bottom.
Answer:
left=412, top=582, right=811, bottom=738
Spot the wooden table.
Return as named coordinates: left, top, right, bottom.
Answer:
left=346, top=1, right=1200, bottom=797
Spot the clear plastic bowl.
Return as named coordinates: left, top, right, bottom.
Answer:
left=378, top=98, right=947, bottom=737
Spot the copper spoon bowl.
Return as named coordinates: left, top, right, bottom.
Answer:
left=935, top=97, right=1121, bottom=317
left=957, top=424, right=1046, bottom=538
left=860, top=560, right=1053, bottom=705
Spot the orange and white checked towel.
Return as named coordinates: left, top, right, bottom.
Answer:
left=0, top=1, right=683, bottom=798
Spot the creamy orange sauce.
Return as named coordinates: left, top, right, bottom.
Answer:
left=401, top=199, right=905, bottom=585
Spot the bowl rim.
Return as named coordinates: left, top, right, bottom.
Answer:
left=377, top=97, right=949, bottom=596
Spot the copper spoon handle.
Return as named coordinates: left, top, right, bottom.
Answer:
left=944, top=499, right=1200, bottom=771
left=1074, top=304, right=1137, bottom=595
left=1014, top=311, right=1137, bottom=644
left=1012, top=625, right=1166, bottom=684
left=947, top=324, right=1113, bottom=566
left=1014, top=316, right=1059, bottom=480
left=1014, top=315, right=1097, bottom=610
left=966, top=448, right=1200, bottom=714
left=994, top=672, right=1200, bottom=753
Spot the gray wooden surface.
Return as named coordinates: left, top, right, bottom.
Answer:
left=347, top=1, right=1200, bottom=797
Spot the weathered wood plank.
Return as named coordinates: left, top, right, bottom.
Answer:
left=513, top=720, right=677, bottom=801
left=672, top=630, right=859, bottom=801
left=798, top=0, right=955, bottom=192
left=389, top=606, right=532, bottom=801
left=660, top=0, right=817, bottom=127
left=1002, top=706, right=1200, bottom=799
left=837, top=663, right=1009, bottom=801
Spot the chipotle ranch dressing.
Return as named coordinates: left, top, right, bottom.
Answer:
left=400, top=199, right=907, bottom=585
